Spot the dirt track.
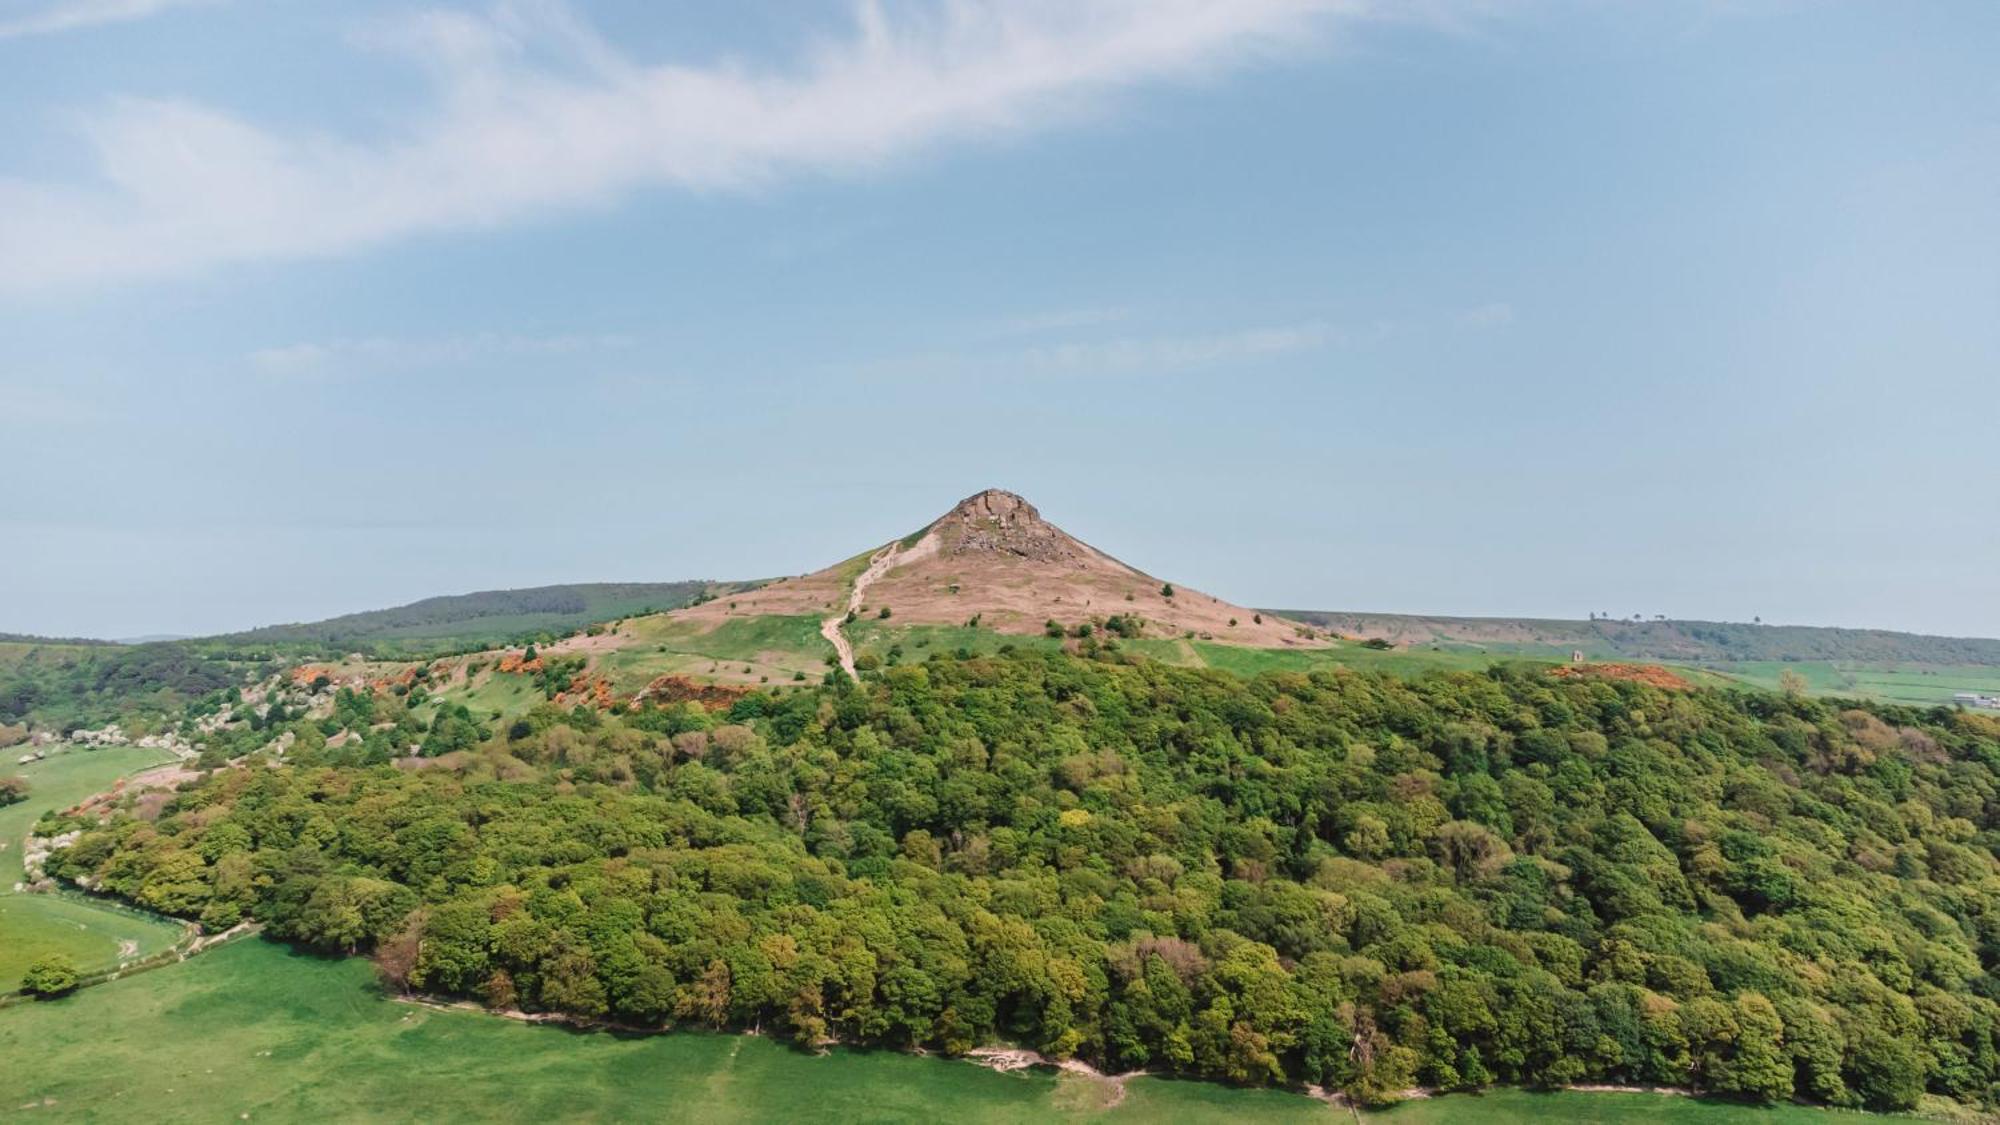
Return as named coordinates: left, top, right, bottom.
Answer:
left=821, top=543, right=905, bottom=679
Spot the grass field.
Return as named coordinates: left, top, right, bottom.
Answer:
left=0, top=939, right=1915, bottom=1124
left=1370, top=1088, right=1912, bottom=1124
left=0, top=893, right=184, bottom=987
left=604, top=613, right=834, bottom=688
left=1, top=746, right=172, bottom=884
left=0, top=746, right=185, bottom=987
left=1700, top=661, right=2000, bottom=708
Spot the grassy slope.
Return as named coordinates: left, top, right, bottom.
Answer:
left=0, top=939, right=1903, bottom=1124
left=1, top=747, right=172, bottom=884
left=606, top=614, right=834, bottom=686
left=0, top=747, right=185, bottom=983
left=0, top=640, right=106, bottom=669
left=0, top=895, right=183, bottom=986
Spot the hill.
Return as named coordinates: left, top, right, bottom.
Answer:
left=1277, top=610, right=2000, bottom=666
left=676, top=489, right=1319, bottom=671
left=220, top=581, right=742, bottom=656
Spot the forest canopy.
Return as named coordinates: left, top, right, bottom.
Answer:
left=48, top=650, right=2000, bottom=1111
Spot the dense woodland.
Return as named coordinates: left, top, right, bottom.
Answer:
left=44, top=650, right=2000, bottom=1110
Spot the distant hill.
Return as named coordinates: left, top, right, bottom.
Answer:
left=674, top=489, right=1320, bottom=668
left=1274, top=610, right=2000, bottom=666
left=0, top=633, right=118, bottom=647
left=221, top=581, right=744, bottom=656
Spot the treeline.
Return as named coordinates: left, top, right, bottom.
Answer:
left=47, top=651, right=2000, bottom=1110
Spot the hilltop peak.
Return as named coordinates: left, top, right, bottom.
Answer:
left=929, top=489, right=1089, bottom=566
left=946, top=487, right=1036, bottom=520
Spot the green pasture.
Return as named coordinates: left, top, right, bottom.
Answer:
left=0, top=893, right=184, bottom=987
left=1701, top=661, right=2000, bottom=708
left=0, top=746, right=184, bottom=986
left=1, top=745, right=172, bottom=884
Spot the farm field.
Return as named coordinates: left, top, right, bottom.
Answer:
left=0, top=938, right=1907, bottom=1124
left=1700, top=661, right=2000, bottom=708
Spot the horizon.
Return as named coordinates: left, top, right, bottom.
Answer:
left=6, top=2, right=1997, bottom=639
left=20, top=478, right=2000, bottom=647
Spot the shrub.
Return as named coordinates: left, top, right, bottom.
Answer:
left=21, top=953, right=79, bottom=998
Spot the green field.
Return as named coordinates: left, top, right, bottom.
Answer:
left=1700, top=661, right=2000, bottom=708
left=605, top=614, right=834, bottom=687
left=0, top=938, right=1913, bottom=1123
left=1371, top=1088, right=1913, bottom=1124
left=1, top=746, right=172, bottom=884
left=1, top=746, right=186, bottom=987
left=0, top=893, right=184, bottom=987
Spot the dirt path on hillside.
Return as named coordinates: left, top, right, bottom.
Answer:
left=821, top=544, right=900, bottom=679
left=820, top=537, right=938, bottom=679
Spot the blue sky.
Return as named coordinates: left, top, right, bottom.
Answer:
left=2, top=0, right=1996, bottom=639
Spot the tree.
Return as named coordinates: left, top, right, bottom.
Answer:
left=1848, top=1028, right=1925, bottom=1111
left=1778, top=669, right=1809, bottom=698
left=21, top=952, right=79, bottom=998
left=0, top=775, right=27, bottom=806
left=1160, top=583, right=1174, bottom=598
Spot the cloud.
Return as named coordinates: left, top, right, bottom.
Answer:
left=0, top=0, right=1381, bottom=293
left=993, top=306, right=1134, bottom=336
left=1457, top=301, right=1515, bottom=328
left=1024, top=319, right=1335, bottom=375
left=0, top=0, right=214, bottom=40
left=247, top=331, right=633, bottom=376
left=0, top=385, right=98, bottom=424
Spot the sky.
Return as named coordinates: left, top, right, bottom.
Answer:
left=2, top=0, right=1997, bottom=640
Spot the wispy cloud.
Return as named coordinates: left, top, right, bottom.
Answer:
left=247, top=331, right=633, bottom=376
left=1024, top=319, right=1334, bottom=374
left=0, top=0, right=1387, bottom=293
left=0, top=0, right=214, bottom=40
left=1457, top=301, right=1515, bottom=328
left=0, top=384, right=99, bottom=425
left=993, top=306, right=1135, bottom=337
